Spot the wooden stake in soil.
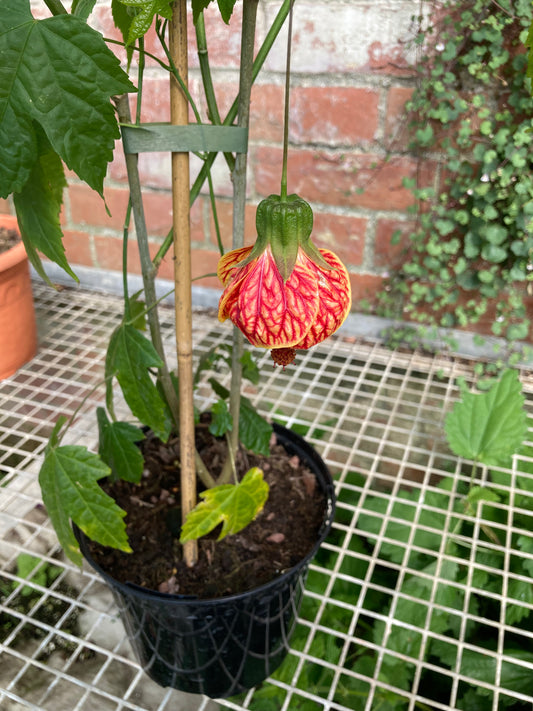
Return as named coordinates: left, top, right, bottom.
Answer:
left=169, top=0, right=197, bottom=567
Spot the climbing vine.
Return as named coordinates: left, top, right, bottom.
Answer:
left=382, top=0, right=533, bottom=347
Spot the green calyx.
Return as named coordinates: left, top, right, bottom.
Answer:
left=253, top=193, right=329, bottom=282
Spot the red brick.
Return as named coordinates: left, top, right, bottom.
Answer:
left=143, top=192, right=173, bottom=237
left=208, top=199, right=257, bottom=251
left=290, top=87, right=379, bottom=146
left=69, top=184, right=130, bottom=231
left=249, top=84, right=285, bottom=143
left=61, top=230, right=95, bottom=268
left=374, top=218, right=415, bottom=269
left=350, top=273, right=384, bottom=308
left=385, top=87, right=414, bottom=144
left=191, top=248, right=223, bottom=289
left=94, top=235, right=142, bottom=273
left=312, top=212, right=366, bottom=266
left=254, top=147, right=417, bottom=211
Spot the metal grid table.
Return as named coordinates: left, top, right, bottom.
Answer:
left=1, top=282, right=533, bottom=710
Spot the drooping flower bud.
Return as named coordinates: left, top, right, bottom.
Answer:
left=218, top=194, right=351, bottom=363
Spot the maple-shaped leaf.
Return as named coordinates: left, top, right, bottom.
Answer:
left=39, top=444, right=131, bottom=566
left=0, top=0, right=136, bottom=198
left=106, top=323, right=172, bottom=442
left=13, top=129, right=77, bottom=285
left=117, top=0, right=173, bottom=44
left=445, top=369, right=527, bottom=466
left=97, top=408, right=145, bottom=483
left=180, top=467, right=269, bottom=542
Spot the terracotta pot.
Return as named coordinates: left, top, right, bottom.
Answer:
left=0, top=214, right=37, bottom=379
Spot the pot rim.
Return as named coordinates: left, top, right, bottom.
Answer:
left=76, top=424, right=336, bottom=607
left=0, top=215, right=25, bottom=272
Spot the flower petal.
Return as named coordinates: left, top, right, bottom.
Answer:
left=295, top=248, right=351, bottom=350
left=217, top=246, right=253, bottom=286
left=222, top=247, right=320, bottom=348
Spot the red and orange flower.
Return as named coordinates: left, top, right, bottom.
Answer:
left=217, top=194, right=351, bottom=366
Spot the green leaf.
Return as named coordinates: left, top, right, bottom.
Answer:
left=445, top=369, right=528, bottom=465
left=97, top=408, right=145, bottom=483
left=118, top=0, right=173, bottom=44
left=0, top=0, right=136, bottom=198
left=39, top=444, right=130, bottom=566
left=239, top=398, right=273, bottom=456
left=106, top=323, right=171, bottom=441
left=71, top=0, right=97, bottom=20
left=180, top=467, right=269, bottom=542
left=460, top=648, right=533, bottom=696
left=209, top=399, right=233, bottom=437
left=13, top=129, right=77, bottom=283
left=16, top=554, right=47, bottom=596
left=240, top=350, right=260, bottom=385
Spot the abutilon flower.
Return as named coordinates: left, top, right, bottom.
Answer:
left=217, top=194, right=351, bottom=366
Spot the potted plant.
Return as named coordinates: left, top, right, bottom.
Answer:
left=0, top=0, right=350, bottom=698
left=0, top=213, right=37, bottom=380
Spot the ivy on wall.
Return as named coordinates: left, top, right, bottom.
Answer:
left=382, top=0, right=533, bottom=346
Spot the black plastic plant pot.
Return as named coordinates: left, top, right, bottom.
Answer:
left=76, top=423, right=336, bottom=699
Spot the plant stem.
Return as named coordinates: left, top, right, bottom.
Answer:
left=114, top=94, right=180, bottom=430
left=218, top=0, right=259, bottom=486
left=280, top=1, right=295, bottom=202
left=169, top=0, right=197, bottom=567
left=43, top=0, right=67, bottom=15
left=151, top=0, right=293, bottom=267
left=195, top=12, right=235, bottom=174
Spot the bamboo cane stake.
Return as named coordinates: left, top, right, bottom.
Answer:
left=169, top=0, right=197, bottom=567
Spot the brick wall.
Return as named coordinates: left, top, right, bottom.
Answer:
left=14, top=0, right=425, bottom=309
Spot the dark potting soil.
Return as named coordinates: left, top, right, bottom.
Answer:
left=0, top=226, right=20, bottom=255
left=88, top=423, right=327, bottom=599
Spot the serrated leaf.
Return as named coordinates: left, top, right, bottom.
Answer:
left=39, top=445, right=130, bottom=566
left=180, top=467, right=269, bottom=542
left=118, top=0, right=173, bottom=44
left=13, top=129, right=77, bottom=283
left=445, top=369, right=527, bottom=466
left=209, top=399, right=233, bottom=437
left=97, top=408, right=145, bottom=483
left=239, top=398, right=273, bottom=456
left=0, top=0, right=136, bottom=198
left=106, top=323, right=171, bottom=441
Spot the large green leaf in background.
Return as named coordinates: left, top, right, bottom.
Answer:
left=0, top=0, right=135, bottom=197
left=13, top=130, right=77, bottom=284
left=445, top=369, right=528, bottom=466
left=39, top=443, right=131, bottom=566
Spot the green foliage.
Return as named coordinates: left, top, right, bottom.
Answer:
left=445, top=369, right=527, bottom=465
left=0, top=0, right=135, bottom=279
left=383, top=0, right=533, bottom=344
left=191, top=0, right=238, bottom=25
left=180, top=467, right=269, bottom=542
left=248, top=370, right=533, bottom=709
left=116, top=0, right=173, bottom=45
left=39, top=423, right=131, bottom=566
left=105, top=323, right=172, bottom=442
left=97, top=408, right=145, bottom=483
